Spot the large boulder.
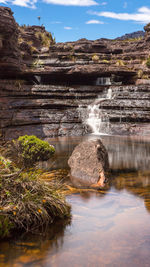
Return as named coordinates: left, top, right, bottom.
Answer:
left=68, top=139, right=109, bottom=188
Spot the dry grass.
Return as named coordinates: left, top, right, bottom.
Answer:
left=0, top=155, right=71, bottom=239
left=35, top=31, right=55, bottom=47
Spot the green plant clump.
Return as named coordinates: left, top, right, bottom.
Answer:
left=16, top=135, right=55, bottom=167
left=146, top=57, right=150, bottom=68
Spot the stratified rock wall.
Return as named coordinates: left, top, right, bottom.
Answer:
left=0, top=7, right=22, bottom=76
left=0, top=6, right=150, bottom=142
left=1, top=82, right=150, bottom=141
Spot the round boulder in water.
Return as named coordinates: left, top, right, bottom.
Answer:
left=68, top=139, right=109, bottom=188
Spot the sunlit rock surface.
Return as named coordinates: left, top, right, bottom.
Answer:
left=0, top=7, right=23, bottom=75
left=68, top=139, right=109, bottom=188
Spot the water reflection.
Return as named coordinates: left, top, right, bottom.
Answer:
left=104, top=135, right=150, bottom=171
left=0, top=218, right=71, bottom=267
left=112, top=171, right=150, bottom=214
left=2, top=183, right=150, bottom=267
left=39, top=135, right=150, bottom=172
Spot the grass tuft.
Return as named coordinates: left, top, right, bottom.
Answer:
left=0, top=160, right=71, bottom=238
left=0, top=137, right=70, bottom=239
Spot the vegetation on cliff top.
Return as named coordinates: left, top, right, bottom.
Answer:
left=0, top=135, right=71, bottom=239
left=19, top=25, right=56, bottom=48
left=35, top=31, right=56, bottom=47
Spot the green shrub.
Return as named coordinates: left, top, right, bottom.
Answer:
left=16, top=135, right=55, bottom=167
left=146, top=57, right=150, bottom=68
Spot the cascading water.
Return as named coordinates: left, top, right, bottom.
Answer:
left=96, top=77, right=111, bottom=86
left=78, top=88, right=113, bottom=135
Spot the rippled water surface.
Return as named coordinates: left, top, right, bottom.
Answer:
left=1, top=135, right=150, bottom=267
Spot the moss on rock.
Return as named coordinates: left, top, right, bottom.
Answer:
left=10, top=135, right=55, bottom=168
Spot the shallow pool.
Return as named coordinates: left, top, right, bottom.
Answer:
left=1, top=134, right=150, bottom=267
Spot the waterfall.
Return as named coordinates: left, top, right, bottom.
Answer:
left=96, top=77, right=111, bottom=86
left=106, top=88, right=112, bottom=99
left=78, top=88, right=113, bottom=135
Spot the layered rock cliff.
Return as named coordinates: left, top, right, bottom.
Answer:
left=0, top=6, right=150, bottom=142
left=0, top=7, right=23, bottom=77
left=115, top=30, right=145, bottom=41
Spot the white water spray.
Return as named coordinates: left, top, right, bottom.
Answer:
left=78, top=88, right=113, bottom=135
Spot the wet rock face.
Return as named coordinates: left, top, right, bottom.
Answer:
left=68, top=139, right=109, bottom=188
left=0, top=7, right=22, bottom=76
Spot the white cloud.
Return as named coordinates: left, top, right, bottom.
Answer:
left=43, top=0, right=98, bottom=6
left=64, top=26, right=72, bottom=30
left=86, top=19, right=104, bottom=24
left=0, top=0, right=37, bottom=8
left=90, top=6, right=150, bottom=24
left=0, top=0, right=99, bottom=7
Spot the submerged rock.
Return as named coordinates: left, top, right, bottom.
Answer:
left=68, top=139, right=109, bottom=188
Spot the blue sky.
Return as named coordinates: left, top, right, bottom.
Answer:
left=1, top=0, right=150, bottom=42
